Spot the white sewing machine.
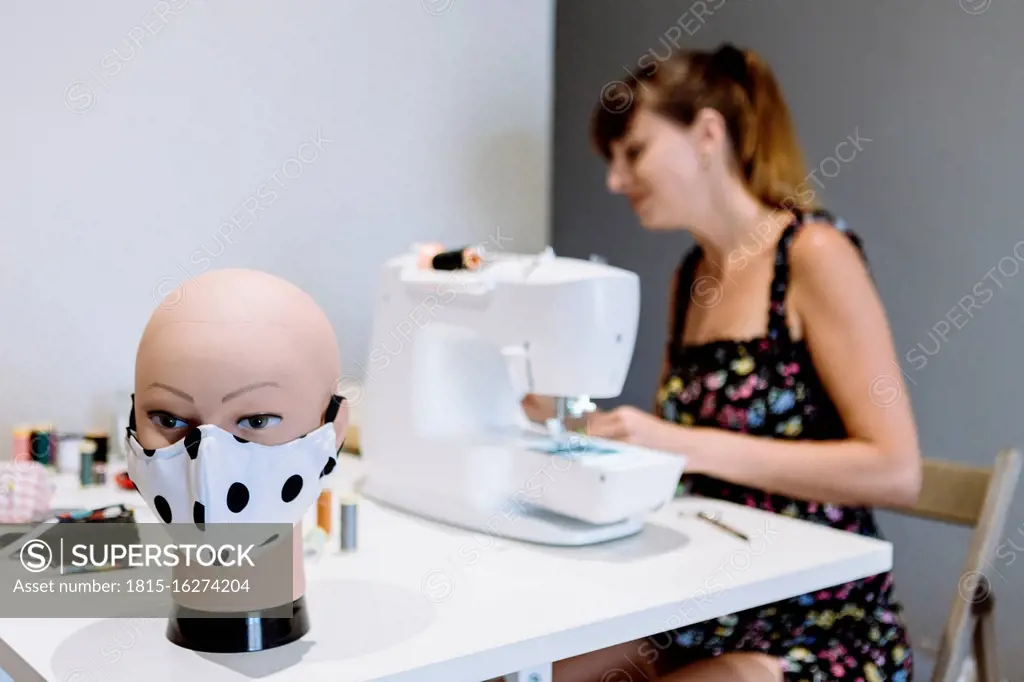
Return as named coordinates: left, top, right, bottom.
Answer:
left=359, top=247, right=685, bottom=546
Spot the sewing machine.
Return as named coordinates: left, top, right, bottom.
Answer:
left=358, top=247, right=686, bottom=546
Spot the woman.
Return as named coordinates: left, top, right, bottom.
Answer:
left=526, top=44, right=920, bottom=681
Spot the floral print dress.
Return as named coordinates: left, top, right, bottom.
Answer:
left=650, top=212, right=913, bottom=681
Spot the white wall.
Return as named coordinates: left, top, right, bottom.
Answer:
left=0, top=0, right=554, bottom=457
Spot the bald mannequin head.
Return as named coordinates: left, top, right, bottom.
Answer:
left=130, top=269, right=346, bottom=612
left=134, top=269, right=347, bottom=450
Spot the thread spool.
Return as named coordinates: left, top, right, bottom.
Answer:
left=339, top=493, right=358, bottom=552
left=416, top=242, right=444, bottom=269
left=416, top=244, right=483, bottom=271
left=84, top=431, right=109, bottom=464
left=57, top=438, right=83, bottom=474
left=79, top=450, right=94, bottom=487
left=12, top=428, right=30, bottom=463
left=28, top=425, right=57, bottom=467
left=316, top=490, right=332, bottom=534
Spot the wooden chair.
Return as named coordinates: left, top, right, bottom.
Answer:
left=893, top=449, right=1022, bottom=682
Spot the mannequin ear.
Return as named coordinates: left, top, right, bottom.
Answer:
left=323, top=394, right=349, bottom=451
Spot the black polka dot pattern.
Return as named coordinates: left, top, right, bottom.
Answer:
left=130, top=417, right=341, bottom=529
left=154, top=495, right=173, bottom=523
left=185, top=428, right=202, bottom=460
left=193, top=501, right=205, bottom=529
left=281, top=475, right=303, bottom=503
left=226, top=482, right=249, bottom=513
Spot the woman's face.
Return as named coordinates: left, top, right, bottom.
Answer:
left=605, top=106, right=713, bottom=231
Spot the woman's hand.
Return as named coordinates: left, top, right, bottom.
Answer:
left=521, top=394, right=557, bottom=424
left=521, top=394, right=604, bottom=432
left=586, top=406, right=677, bottom=451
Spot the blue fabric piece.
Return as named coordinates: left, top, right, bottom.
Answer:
left=528, top=441, right=619, bottom=456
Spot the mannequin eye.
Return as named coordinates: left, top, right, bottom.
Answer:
left=149, top=412, right=188, bottom=430
left=237, top=414, right=281, bottom=430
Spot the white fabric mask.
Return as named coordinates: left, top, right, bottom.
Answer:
left=125, top=396, right=343, bottom=528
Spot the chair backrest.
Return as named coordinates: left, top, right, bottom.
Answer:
left=892, top=450, right=1022, bottom=682
left=899, top=458, right=1002, bottom=526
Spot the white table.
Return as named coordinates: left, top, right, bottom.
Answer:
left=0, top=456, right=892, bottom=681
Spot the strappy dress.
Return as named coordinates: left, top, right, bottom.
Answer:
left=650, top=212, right=913, bottom=682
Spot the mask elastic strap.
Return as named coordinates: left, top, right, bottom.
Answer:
left=126, top=393, right=139, bottom=443
left=324, top=394, right=345, bottom=425
left=324, top=394, right=346, bottom=456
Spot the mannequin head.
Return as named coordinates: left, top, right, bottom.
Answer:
left=132, top=268, right=347, bottom=604
left=135, top=269, right=346, bottom=451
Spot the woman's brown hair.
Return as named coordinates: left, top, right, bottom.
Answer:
left=591, top=43, right=815, bottom=212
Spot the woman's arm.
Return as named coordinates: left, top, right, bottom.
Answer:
left=591, top=224, right=922, bottom=507
left=678, top=224, right=921, bottom=507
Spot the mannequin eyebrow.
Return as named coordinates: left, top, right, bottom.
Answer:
left=149, top=383, right=194, bottom=403
left=222, top=381, right=280, bottom=403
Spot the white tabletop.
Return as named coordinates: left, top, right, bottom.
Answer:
left=0, top=456, right=892, bottom=682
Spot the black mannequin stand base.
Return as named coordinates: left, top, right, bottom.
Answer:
left=166, top=597, right=309, bottom=653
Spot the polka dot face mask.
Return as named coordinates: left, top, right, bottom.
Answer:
left=125, top=395, right=343, bottom=527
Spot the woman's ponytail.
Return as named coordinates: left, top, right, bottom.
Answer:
left=739, top=49, right=813, bottom=211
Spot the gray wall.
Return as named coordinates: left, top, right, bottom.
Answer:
left=553, top=1, right=1023, bottom=677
